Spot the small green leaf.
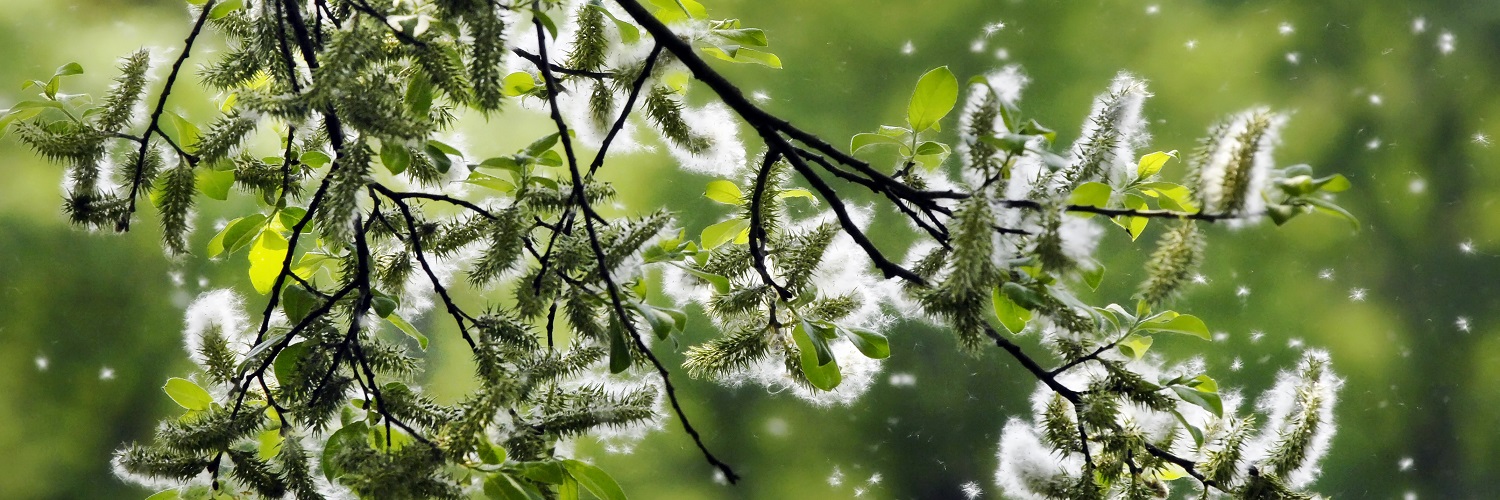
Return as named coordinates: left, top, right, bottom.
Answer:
left=300, top=151, right=332, bottom=169
left=1315, top=174, right=1351, bottom=193
left=703, top=180, right=743, bottom=205
left=1138, top=313, right=1211, bottom=340
left=778, top=188, right=817, bottom=203
left=371, top=295, right=398, bottom=318
left=257, top=429, right=283, bottom=461
left=273, top=342, right=307, bottom=383
left=501, top=72, right=538, bottom=97
left=1069, top=182, right=1112, bottom=212
left=485, top=472, right=545, bottom=500
left=635, top=303, right=676, bottom=341
left=1136, top=150, right=1178, bottom=179
left=991, top=287, right=1033, bottom=334
left=1302, top=197, right=1359, bottom=230
left=247, top=229, right=290, bottom=295
left=713, top=27, right=768, bottom=47
left=562, top=460, right=628, bottom=500
left=1000, top=282, right=1045, bottom=311
left=388, top=314, right=429, bottom=351
left=1172, top=410, right=1206, bottom=447
left=791, top=322, right=841, bottom=390
left=608, top=324, right=632, bottom=374
left=53, top=62, right=84, bottom=78
left=850, top=132, right=905, bottom=153
left=463, top=171, right=517, bottom=193
left=208, top=0, right=244, bottom=19
left=322, top=422, right=369, bottom=481
left=701, top=46, right=782, bottom=68
left=1172, top=386, right=1224, bottom=417
left=281, top=284, right=318, bottom=323
left=590, top=5, right=640, bottom=43
left=380, top=141, right=411, bottom=175
left=477, top=442, right=508, bottom=465
left=907, top=66, right=959, bottom=133
left=1139, top=181, right=1199, bottom=213
left=146, top=489, right=179, bottom=500
left=163, top=377, right=213, bottom=411
left=1118, top=334, right=1153, bottom=361
left=207, top=214, right=267, bottom=258
left=843, top=327, right=890, bottom=359
left=159, top=111, right=201, bottom=153
left=196, top=167, right=234, bottom=201
left=425, top=143, right=453, bottom=173
left=701, top=218, right=750, bottom=249
left=1112, top=193, right=1149, bottom=240
left=1081, top=263, right=1105, bottom=291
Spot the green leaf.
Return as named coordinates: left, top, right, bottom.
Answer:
left=273, top=342, right=306, bottom=384
left=196, top=167, right=234, bottom=201
left=1018, top=119, right=1057, bottom=143
left=1069, top=181, right=1111, bottom=212
left=1081, top=263, right=1105, bottom=291
left=371, top=294, right=397, bottom=318
left=477, top=442, right=508, bottom=465
left=1172, top=386, right=1223, bottom=417
left=281, top=284, right=318, bottom=324
left=906, top=66, right=959, bottom=133
left=163, top=377, right=213, bottom=411
left=1111, top=193, right=1149, bottom=240
left=1138, top=313, right=1211, bottom=340
left=700, top=218, right=750, bottom=249
left=791, top=322, right=841, bottom=390
left=405, top=71, right=434, bottom=115
left=1302, top=197, right=1360, bottom=230
left=300, top=151, right=332, bottom=169
left=609, top=324, right=632, bottom=374
left=257, top=429, right=283, bottom=461
left=991, top=286, right=1032, bottom=333
left=703, top=180, right=743, bottom=205
left=425, top=143, right=453, bottom=173
left=501, top=72, right=538, bottom=97
left=999, top=282, right=1045, bottom=311
left=159, top=110, right=201, bottom=153
left=1117, top=334, right=1153, bottom=361
left=1139, top=181, right=1199, bottom=213
left=388, top=314, right=428, bottom=350
left=562, top=460, right=629, bottom=500
left=322, top=422, right=369, bottom=481
left=635, top=303, right=677, bottom=341
left=207, top=214, right=267, bottom=257
left=208, top=0, right=244, bottom=19
left=1315, top=174, right=1351, bottom=193
left=247, top=229, right=290, bottom=295
left=1136, top=150, right=1178, bottom=179
left=778, top=188, right=817, bottom=203
left=713, top=27, right=768, bottom=47
left=1172, top=410, right=1206, bottom=447
left=701, top=46, right=782, bottom=69
left=798, top=320, right=837, bottom=366
left=850, top=132, right=905, bottom=153
left=53, top=62, right=84, bottom=78
left=146, top=489, right=179, bottom=500
left=380, top=141, right=411, bottom=175
left=463, top=171, right=517, bottom=193
left=485, top=472, right=545, bottom=500
left=843, top=327, right=890, bottom=359
left=590, top=5, right=640, bottom=43
left=676, top=265, right=731, bottom=294
left=291, top=252, right=334, bottom=281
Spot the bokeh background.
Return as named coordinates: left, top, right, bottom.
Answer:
left=2, top=0, right=1496, bottom=498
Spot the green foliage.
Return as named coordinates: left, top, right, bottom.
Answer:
left=4, top=1, right=1358, bottom=498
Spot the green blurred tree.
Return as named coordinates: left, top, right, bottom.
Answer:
left=2, top=0, right=1359, bottom=498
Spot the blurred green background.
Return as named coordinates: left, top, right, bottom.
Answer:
left=2, top=0, right=1495, bottom=497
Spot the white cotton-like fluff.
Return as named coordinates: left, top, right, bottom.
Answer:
left=1064, top=72, right=1151, bottom=188
left=1057, top=216, right=1103, bottom=264
left=398, top=237, right=483, bottom=320
left=1196, top=108, right=1286, bottom=223
left=1243, top=349, right=1342, bottom=488
left=956, top=66, right=1029, bottom=152
left=182, top=289, right=252, bottom=365
left=659, top=102, right=746, bottom=177
left=560, top=366, right=668, bottom=454
left=994, top=418, right=1083, bottom=499
left=726, top=336, right=884, bottom=407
